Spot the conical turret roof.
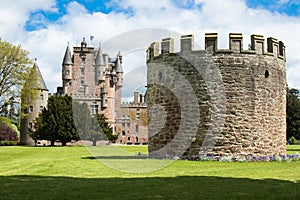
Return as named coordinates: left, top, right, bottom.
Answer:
left=62, top=45, right=73, bottom=65
left=115, top=56, right=123, bottom=73
left=95, top=44, right=105, bottom=66
left=33, top=62, right=48, bottom=91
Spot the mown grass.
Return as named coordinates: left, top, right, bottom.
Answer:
left=0, top=145, right=299, bottom=199
left=287, top=144, right=300, bottom=154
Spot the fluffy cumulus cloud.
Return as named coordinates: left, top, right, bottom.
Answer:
left=0, top=0, right=300, bottom=96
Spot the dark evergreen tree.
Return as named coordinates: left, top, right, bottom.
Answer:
left=287, top=87, right=300, bottom=140
left=96, top=113, right=117, bottom=143
left=33, top=95, right=78, bottom=146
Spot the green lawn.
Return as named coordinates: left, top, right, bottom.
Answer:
left=0, top=145, right=299, bottom=199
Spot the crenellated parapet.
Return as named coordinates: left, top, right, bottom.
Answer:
left=146, top=33, right=285, bottom=62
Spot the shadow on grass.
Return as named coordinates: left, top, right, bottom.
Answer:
left=82, top=156, right=148, bottom=160
left=0, top=175, right=299, bottom=199
left=287, top=149, right=300, bottom=152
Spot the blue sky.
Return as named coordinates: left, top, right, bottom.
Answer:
left=25, top=0, right=300, bottom=31
left=1, top=0, right=300, bottom=95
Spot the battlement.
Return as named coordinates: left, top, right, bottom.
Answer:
left=146, top=33, right=285, bottom=62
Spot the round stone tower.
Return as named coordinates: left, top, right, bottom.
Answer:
left=147, top=33, right=286, bottom=160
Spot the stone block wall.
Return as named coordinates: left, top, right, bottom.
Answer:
left=147, top=33, right=286, bottom=160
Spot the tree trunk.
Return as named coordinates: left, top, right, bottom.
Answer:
left=50, top=140, right=55, bottom=146
left=62, top=141, right=67, bottom=146
left=92, top=140, right=97, bottom=146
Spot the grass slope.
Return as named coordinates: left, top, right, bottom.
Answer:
left=0, top=146, right=299, bottom=199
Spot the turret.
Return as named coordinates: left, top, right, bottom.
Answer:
left=62, top=45, right=73, bottom=81
left=115, top=52, right=123, bottom=86
left=95, top=44, right=106, bottom=82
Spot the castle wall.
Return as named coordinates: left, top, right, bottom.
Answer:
left=147, top=33, right=286, bottom=159
left=115, top=93, right=148, bottom=145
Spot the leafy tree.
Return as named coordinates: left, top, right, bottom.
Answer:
left=33, top=95, right=78, bottom=146
left=0, top=39, right=36, bottom=121
left=287, top=87, right=300, bottom=140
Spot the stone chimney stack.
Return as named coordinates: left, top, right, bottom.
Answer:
left=134, top=91, right=138, bottom=104
left=140, top=93, right=145, bottom=103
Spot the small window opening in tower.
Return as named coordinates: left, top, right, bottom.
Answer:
left=265, top=70, right=269, bottom=78
left=158, top=72, right=162, bottom=81
left=82, top=57, right=86, bottom=65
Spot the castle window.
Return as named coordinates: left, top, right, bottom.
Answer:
left=80, top=68, right=85, bottom=76
left=135, top=125, right=139, bottom=133
left=82, top=57, right=86, bottom=65
left=66, top=70, right=70, bottom=75
left=68, top=81, right=72, bottom=86
left=158, top=72, right=162, bottom=81
left=136, top=113, right=140, bottom=120
left=40, top=106, right=43, bottom=112
left=28, top=122, right=33, bottom=129
left=136, top=137, right=139, bottom=142
left=80, top=80, right=84, bottom=88
left=91, top=105, right=98, bottom=115
left=127, top=122, right=130, bottom=127
left=265, top=70, right=269, bottom=78
left=122, top=131, right=126, bottom=136
left=29, top=106, right=33, bottom=113
left=128, top=137, right=130, bottom=141
left=122, top=122, right=125, bottom=127
left=40, top=94, right=43, bottom=101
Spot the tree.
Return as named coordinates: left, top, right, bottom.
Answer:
left=0, top=116, right=19, bottom=142
left=287, top=87, right=300, bottom=140
left=0, top=39, right=36, bottom=120
left=73, top=102, right=115, bottom=146
left=33, top=95, right=78, bottom=146
left=96, top=113, right=117, bottom=143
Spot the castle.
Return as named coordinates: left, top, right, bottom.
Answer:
left=20, top=37, right=148, bottom=145
left=147, top=33, right=286, bottom=159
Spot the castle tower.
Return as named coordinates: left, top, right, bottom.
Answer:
left=147, top=33, right=286, bottom=159
left=20, top=62, right=49, bottom=145
left=62, top=45, right=73, bottom=94
left=58, top=38, right=123, bottom=135
left=115, top=51, right=123, bottom=112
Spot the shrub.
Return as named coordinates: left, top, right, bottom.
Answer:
left=288, top=136, right=299, bottom=145
left=0, top=117, right=19, bottom=142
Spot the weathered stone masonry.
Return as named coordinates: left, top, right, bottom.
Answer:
left=147, top=33, right=286, bottom=159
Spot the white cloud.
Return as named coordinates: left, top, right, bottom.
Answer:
left=1, top=0, right=300, bottom=94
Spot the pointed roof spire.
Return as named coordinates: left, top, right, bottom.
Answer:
left=115, top=55, right=123, bottom=73
left=62, top=45, right=73, bottom=65
left=95, top=43, right=105, bottom=66
left=33, top=61, right=48, bottom=91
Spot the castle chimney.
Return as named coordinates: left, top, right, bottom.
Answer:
left=134, top=91, right=138, bottom=104
left=140, top=93, right=145, bottom=103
